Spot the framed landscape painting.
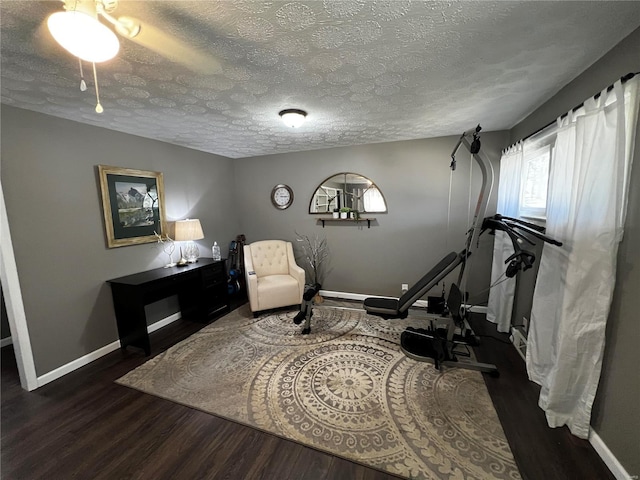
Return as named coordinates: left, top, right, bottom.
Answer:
left=98, top=165, right=167, bottom=248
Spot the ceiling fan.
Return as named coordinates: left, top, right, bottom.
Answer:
left=46, top=0, right=221, bottom=112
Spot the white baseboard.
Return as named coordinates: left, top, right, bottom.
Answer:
left=37, top=339, right=121, bottom=387
left=510, top=327, right=527, bottom=362
left=1, top=336, right=13, bottom=348
left=319, top=290, right=487, bottom=313
left=147, top=312, right=182, bottom=334
left=589, top=429, right=632, bottom=480
left=36, top=312, right=182, bottom=388
left=320, top=290, right=369, bottom=301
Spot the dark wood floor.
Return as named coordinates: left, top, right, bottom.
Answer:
left=1, top=299, right=614, bottom=480
left=468, top=313, right=614, bottom=480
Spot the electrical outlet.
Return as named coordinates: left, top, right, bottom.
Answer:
left=401, top=283, right=409, bottom=292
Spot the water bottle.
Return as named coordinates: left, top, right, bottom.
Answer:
left=212, top=242, right=221, bottom=261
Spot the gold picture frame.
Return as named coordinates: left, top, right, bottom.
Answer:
left=98, top=165, right=167, bottom=248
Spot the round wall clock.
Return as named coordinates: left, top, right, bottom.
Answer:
left=271, top=184, right=294, bottom=210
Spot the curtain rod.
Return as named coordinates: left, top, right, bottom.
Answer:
left=503, top=71, right=638, bottom=153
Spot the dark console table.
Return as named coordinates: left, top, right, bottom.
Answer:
left=107, top=258, right=229, bottom=356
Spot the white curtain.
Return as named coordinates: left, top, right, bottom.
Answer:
left=527, top=77, right=639, bottom=438
left=486, top=143, right=523, bottom=332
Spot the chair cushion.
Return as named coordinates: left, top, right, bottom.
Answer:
left=249, top=240, right=290, bottom=277
left=257, top=274, right=301, bottom=310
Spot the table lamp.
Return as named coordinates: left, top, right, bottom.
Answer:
left=174, top=218, right=204, bottom=263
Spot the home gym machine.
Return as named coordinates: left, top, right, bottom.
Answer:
left=363, top=126, right=561, bottom=376
left=363, top=126, right=491, bottom=321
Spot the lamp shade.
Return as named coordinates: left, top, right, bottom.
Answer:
left=47, top=10, right=120, bottom=63
left=174, top=219, right=204, bottom=241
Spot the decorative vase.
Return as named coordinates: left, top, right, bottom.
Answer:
left=340, top=212, right=347, bottom=219
left=163, top=241, right=176, bottom=268
left=332, top=212, right=339, bottom=219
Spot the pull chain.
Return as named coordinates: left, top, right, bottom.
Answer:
left=78, top=58, right=87, bottom=92
left=92, top=62, right=103, bottom=113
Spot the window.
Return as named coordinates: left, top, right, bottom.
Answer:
left=519, top=144, right=551, bottom=219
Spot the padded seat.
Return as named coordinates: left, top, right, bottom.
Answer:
left=364, top=251, right=462, bottom=318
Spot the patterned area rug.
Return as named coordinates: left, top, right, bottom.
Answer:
left=117, top=305, right=521, bottom=480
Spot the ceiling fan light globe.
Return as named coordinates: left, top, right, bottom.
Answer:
left=47, top=11, right=120, bottom=63
left=279, top=109, right=307, bottom=128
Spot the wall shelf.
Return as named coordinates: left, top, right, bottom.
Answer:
left=316, top=217, right=376, bottom=228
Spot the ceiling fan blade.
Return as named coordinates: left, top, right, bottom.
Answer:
left=117, top=16, right=221, bottom=75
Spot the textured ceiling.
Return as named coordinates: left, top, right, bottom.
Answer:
left=1, top=1, right=639, bottom=159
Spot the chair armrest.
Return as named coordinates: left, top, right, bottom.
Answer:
left=290, top=263, right=306, bottom=283
left=244, top=246, right=259, bottom=311
left=286, top=242, right=306, bottom=300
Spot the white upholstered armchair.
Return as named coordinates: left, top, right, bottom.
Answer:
left=244, top=240, right=306, bottom=315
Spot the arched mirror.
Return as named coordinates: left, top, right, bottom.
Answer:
left=309, top=172, right=387, bottom=214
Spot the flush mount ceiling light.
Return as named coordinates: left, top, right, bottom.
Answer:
left=279, top=109, right=307, bottom=128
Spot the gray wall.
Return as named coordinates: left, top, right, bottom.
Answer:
left=509, top=27, right=640, bottom=476
left=234, top=132, right=508, bottom=299
left=1, top=106, right=239, bottom=375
